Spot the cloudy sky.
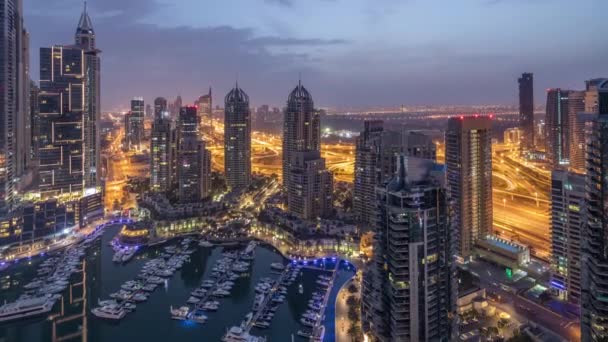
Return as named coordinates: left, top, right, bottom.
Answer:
left=24, top=0, right=606, bottom=110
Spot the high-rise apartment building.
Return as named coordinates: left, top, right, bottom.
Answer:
left=551, top=170, right=585, bottom=304
left=282, top=81, right=319, bottom=187
left=0, top=0, right=29, bottom=212
left=224, top=84, right=251, bottom=191
left=125, top=98, right=145, bottom=150
left=38, top=45, right=87, bottom=198
left=75, top=2, right=100, bottom=188
left=287, top=150, right=333, bottom=220
left=519, top=73, right=535, bottom=153
left=154, top=97, right=168, bottom=120
left=353, top=122, right=435, bottom=225
left=361, top=155, right=456, bottom=342
left=545, top=89, right=572, bottom=169
left=582, top=79, right=608, bottom=342
left=196, top=88, right=213, bottom=134
left=150, top=114, right=174, bottom=193
left=176, top=106, right=210, bottom=203
left=446, top=116, right=493, bottom=259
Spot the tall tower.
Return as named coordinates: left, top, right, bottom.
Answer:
left=582, top=79, right=608, bottom=342
left=0, top=0, right=29, bottom=212
left=196, top=88, right=213, bottom=135
left=519, top=73, right=534, bottom=153
left=75, top=1, right=100, bottom=188
left=550, top=170, right=585, bottom=304
left=125, top=98, right=145, bottom=150
left=282, top=80, right=319, bottom=187
left=361, top=155, right=456, bottom=342
left=567, top=90, right=587, bottom=174
left=287, top=150, right=333, bottom=220
left=150, top=112, right=174, bottom=193
left=446, top=115, right=493, bottom=259
left=224, top=84, right=251, bottom=191
left=154, top=97, right=168, bottom=120
left=38, top=46, right=87, bottom=198
left=177, top=106, right=210, bottom=202
left=545, top=89, right=572, bottom=169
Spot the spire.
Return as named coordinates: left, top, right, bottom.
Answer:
left=77, top=1, right=94, bottom=33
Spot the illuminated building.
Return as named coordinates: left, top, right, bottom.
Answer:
left=118, top=221, right=151, bottom=246
left=224, top=84, right=251, bottom=191
left=545, top=89, right=573, bottom=169
left=0, top=0, right=29, bottom=213
left=361, top=155, right=456, bottom=342
left=518, top=72, right=534, bottom=153
left=177, top=106, right=211, bottom=203
left=446, top=115, right=493, bottom=260
left=582, top=79, right=608, bottom=342
left=353, top=122, right=434, bottom=225
left=125, top=97, right=145, bottom=150
left=287, top=150, right=333, bottom=220
left=282, top=80, right=319, bottom=187
left=38, top=45, right=87, bottom=198
left=503, top=127, right=522, bottom=144
left=153, top=97, right=167, bottom=120
left=150, top=112, right=174, bottom=193
left=196, top=88, right=213, bottom=134
left=75, top=2, right=101, bottom=188
left=550, top=170, right=585, bottom=304
left=571, top=79, right=608, bottom=174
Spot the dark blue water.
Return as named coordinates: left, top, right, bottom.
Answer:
left=0, top=225, right=355, bottom=342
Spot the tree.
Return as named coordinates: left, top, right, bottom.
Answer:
left=347, top=324, right=362, bottom=342
left=348, top=283, right=358, bottom=294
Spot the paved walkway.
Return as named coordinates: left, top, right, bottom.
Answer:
left=335, top=276, right=361, bottom=342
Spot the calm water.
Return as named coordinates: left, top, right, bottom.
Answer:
left=0, top=225, right=354, bottom=342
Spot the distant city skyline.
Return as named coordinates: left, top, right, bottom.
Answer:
left=23, top=0, right=606, bottom=110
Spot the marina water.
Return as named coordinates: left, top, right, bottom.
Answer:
left=0, top=225, right=355, bottom=341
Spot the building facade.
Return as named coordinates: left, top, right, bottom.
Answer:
left=582, top=80, right=608, bottom=342
left=287, top=150, right=333, bottom=220
left=545, top=89, right=572, bottom=169
left=551, top=170, right=585, bottom=304
left=361, top=155, right=456, bottom=342
left=196, top=88, right=213, bottom=134
left=125, top=97, right=145, bottom=150
left=153, top=97, right=167, bottom=120
left=519, top=73, right=535, bottom=153
left=446, top=116, right=493, bottom=259
left=150, top=115, right=174, bottom=193
left=74, top=3, right=100, bottom=188
left=224, top=85, right=251, bottom=191
left=282, top=81, right=319, bottom=187
left=176, top=106, right=211, bottom=203
left=0, top=0, right=29, bottom=213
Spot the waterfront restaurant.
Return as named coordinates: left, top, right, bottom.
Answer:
left=118, top=221, right=151, bottom=246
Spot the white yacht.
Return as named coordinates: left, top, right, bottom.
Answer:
left=222, top=326, right=267, bottom=342
left=91, top=306, right=127, bottom=320
left=0, top=294, right=59, bottom=323
left=270, top=263, right=285, bottom=271
left=121, top=248, right=137, bottom=262
left=170, top=306, right=190, bottom=320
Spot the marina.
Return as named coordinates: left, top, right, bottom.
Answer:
left=0, top=224, right=355, bottom=341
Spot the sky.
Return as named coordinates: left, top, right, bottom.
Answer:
left=24, top=0, right=607, bottom=111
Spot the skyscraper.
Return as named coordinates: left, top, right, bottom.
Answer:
left=38, top=45, right=87, bottom=198
left=361, top=155, right=456, bottom=342
left=176, top=106, right=210, bottom=202
left=196, top=88, right=213, bottom=134
left=75, top=2, right=100, bottom=188
left=353, top=122, right=436, bottom=225
left=519, top=73, right=534, bottom=153
left=125, top=98, right=145, bottom=150
left=550, top=170, right=585, bottom=305
left=287, top=150, right=333, bottom=220
left=582, top=79, right=608, bottom=342
left=545, top=89, right=572, bottom=169
left=282, top=81, right=319, bottom=187
left=0, top=0, right=29, bottom=212
left=150, top=112, right=174, bottom=193
left=224, top=84, right=251, bottom=191
left=154, top=97, right=168, bottom=120
left=446, top=115, right=493, bottom=259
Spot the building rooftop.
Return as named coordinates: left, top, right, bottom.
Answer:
left=483, top=235, right=526, bottom=254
